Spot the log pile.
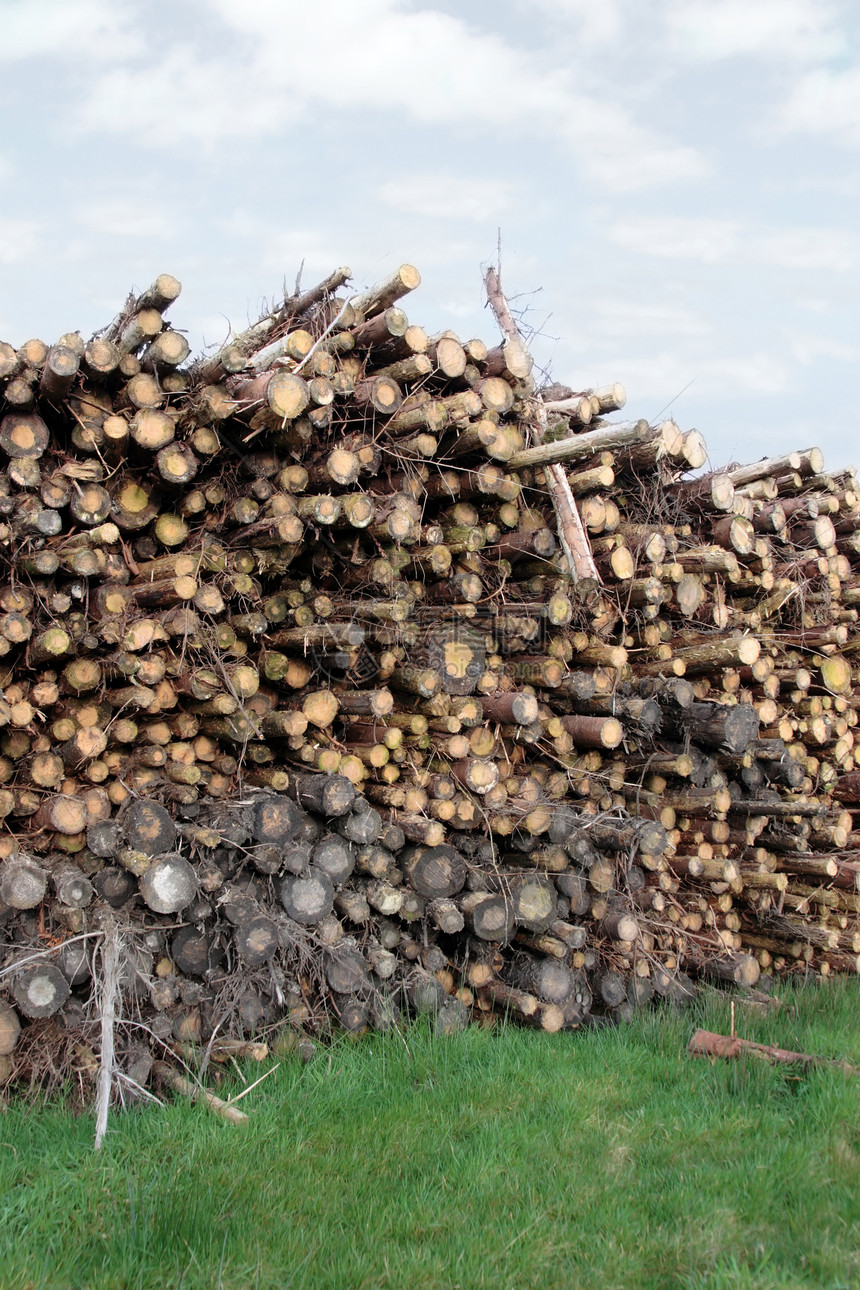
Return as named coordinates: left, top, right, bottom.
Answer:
left=1, top=262, right=859, bottom=1096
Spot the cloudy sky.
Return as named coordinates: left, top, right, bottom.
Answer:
left=1, top=0, right=857, bottom=471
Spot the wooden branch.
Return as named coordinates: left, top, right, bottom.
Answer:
left=545, top=451, right=600, bottom=583
left=153, top=1062, right=250, bottom=1125
left=483, top=267, right=520, bottom=346
left=483, top=265, right=599, bottom=584
left=93, top=921, right=121, bottom=1151
left=688, top=1028, right=860, bottom=1077
left=507, top=420, right=653, bottom=470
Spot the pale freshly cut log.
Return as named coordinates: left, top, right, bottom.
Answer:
left=139, top=854, right=197, bottom=914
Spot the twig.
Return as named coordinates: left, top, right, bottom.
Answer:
left=113, top=1071, right=165, bottom=1106
left=0, top=931, right=105, bottom=981
left=198, top=1014, right=227, bottom=1081
left=223, top=1062, right=281, bottom=1106
left=294, top=300, right=352, bottom=375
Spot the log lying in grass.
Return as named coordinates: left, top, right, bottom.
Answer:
left=688, top=1029, right=860, bottom=1077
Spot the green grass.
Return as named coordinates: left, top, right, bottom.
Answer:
left=2, top=981, right=860, bottom=1290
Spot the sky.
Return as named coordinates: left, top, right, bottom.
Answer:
left=0, top=0, right=857, bottom=472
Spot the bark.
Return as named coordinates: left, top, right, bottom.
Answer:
left=666, top=702, right=761, bottom=754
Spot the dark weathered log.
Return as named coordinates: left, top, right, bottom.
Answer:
left=405, top=845, right=467, bottom=898
left=234, top=915, right=279, bottom=966
left=664, top=702, right=761, bottom=754
left=325, top=950, right=369, bottom=995
left=52, top=864, right=94, bottom=910
left=92, top=866, right=136, bottom=907
left=286, top=773, right=356, bottom=818
left=337, top=803, right=383, bottom=846
left=251, top=795, right=303, bottom=845
left=460, top=891, right=514, bottom=941
left=594, top=970, right=627, bottom=1009
left=280, top=869, right=334, bottom=924
left=123, top=801, right=177, bottom=856
left=312, top=834, right=356, bottom=884
left=171, top=926, right=223, bottom=977
left=12, top=963, right=70, bottom=1018
left=508, top=956, right=576, bottom=1005
left=0, top=858, right=48, bottom=910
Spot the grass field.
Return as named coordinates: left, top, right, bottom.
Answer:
left=1, top=980, right=859, bottom=1290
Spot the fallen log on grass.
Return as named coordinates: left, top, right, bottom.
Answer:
left=687, top=1028, right=860, bottom=1077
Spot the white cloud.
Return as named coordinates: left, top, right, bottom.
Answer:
left=757, top=228, right=856, bottom=271
left=517, top=0, right=623, bottom=45
left=380, top=175, right=514, bottom=222
left=780, top=65, right=860, bottom=147
left=71, top=0, right=704, bottom=191
left=603, top=349, right=789, bottom=400
left=608, top=216, right=739, bottom=262
left=79, top=49, right=288, bottom=147
left=790, top=333, right=858, bottom=364
left=0, top=219, right=46, bottom=265
left=0, top=0, right=139, bottom=61
left=664, top=0, right=845, bottom=61
left=607, top=216, right=857, bottom=271
left=699, top=353, right=790, bottom=394
left=436, top=295, right=485, bottom=321
left=797, top=298, right=838, bottom=314
left=559, top=99, right=704, bottom=190
left=217, top=215, right=360, bottom=289
left=75, top=201, right=176, bottom=240
left=589, top=299, right=714, bottom=339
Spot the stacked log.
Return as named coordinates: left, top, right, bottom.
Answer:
left=0, top=263, right=859, bottom=1093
